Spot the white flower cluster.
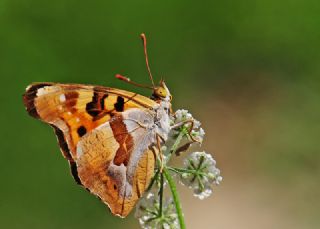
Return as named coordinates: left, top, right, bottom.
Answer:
left=135, top=192, right=179, bottom=229
left=180, top=151, right=222, bottom=200
left=171, top=109, right=205, bottom=143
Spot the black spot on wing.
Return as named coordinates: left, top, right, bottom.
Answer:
left=100, top=94, right=108, bottom=110
left=77, top=126, right=87, bottom=137
left=86, top=89, right=109, bottom=117
left=86, top=92, right=100, bottom=117
left=114, top=96, right=125, bottom=112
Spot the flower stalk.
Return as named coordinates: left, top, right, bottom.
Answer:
left=163, top=168, right=186, bottom=229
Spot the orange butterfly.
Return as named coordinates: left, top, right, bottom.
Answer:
left=23, top=34, right=172, bottom=217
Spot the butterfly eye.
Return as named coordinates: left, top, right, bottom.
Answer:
left=154, top=87, right=167, bottom=98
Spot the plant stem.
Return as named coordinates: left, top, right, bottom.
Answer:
left=167, top=167, right=209, bottom=177
left=159, top=172, right=164, bottom=217
left=165, top=130, right=185, bottom=162
left=171, top=131, right=185, bottom=153
left=147, top=169, right=159, bottom=192
left=163, top=168, right=186, bottom=229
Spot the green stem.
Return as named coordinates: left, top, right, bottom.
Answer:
left=171, top=131, right=185, bottom=153
left=159, top=172, right=164, bottom=217
left=147, top=169, right=159, bottom=192
left=167, top=167, right=208, bottom=176
left=163, top=168, right=186, bottom=229
left=165, top=130, right=185, bottom=162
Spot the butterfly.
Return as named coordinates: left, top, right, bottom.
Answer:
left=23, top=34, right=173, bottom=217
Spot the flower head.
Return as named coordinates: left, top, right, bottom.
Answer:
left=135, top=192, right=179, bottom=229
left=180, top=151, right=222, bottom=200
left=171, top=109, right=205, bottom=144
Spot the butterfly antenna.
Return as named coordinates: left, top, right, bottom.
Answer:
left=140, top=33, right=155, bottom=88
left=115, top=74, right=153, bottom=89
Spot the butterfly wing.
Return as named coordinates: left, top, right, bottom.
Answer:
left=76, top=110, right=157, bottom=216
left=23, top=83, right=158, bottom=217
left=23, top=83, right=157, bottom=159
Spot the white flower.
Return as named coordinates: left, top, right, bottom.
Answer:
left=171, top=109, right=205, bottom=144
left=191, top=127, right=205, bottom=143
left=193, top=119, right=201, bottom=129
left=135, top=191, right=179, bottom=229
left=174, top=109, right=191, bottom=123
left=180, top=151, right=222, bottom=199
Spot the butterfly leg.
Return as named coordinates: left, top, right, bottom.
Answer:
left=156, top=134, right=165, bottom=172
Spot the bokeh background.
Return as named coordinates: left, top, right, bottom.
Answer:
left=1, top=1, right=319, bottom=228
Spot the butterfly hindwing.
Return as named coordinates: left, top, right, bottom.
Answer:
left=75, top=109, right=157, bottom=217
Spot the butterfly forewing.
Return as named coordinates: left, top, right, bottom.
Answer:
left=23, top=83, right=157, bottom=158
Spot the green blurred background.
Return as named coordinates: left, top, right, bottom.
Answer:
left=1, top=1, right=319, bottom=228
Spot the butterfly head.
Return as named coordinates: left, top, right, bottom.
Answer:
left=152, top=80, right=172, bottom=102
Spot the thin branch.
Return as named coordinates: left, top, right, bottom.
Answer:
left=147, top=169, right=160, bottom=192
left=158, top=172, right=164, bottom=217
left=163, top=168, right=186, bottom=229
left=165, top=131, right=185, bottom=162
